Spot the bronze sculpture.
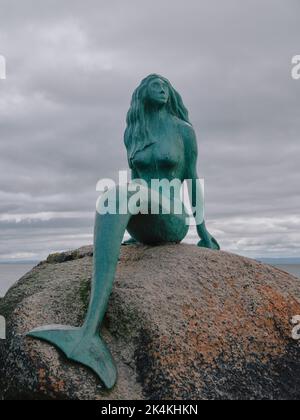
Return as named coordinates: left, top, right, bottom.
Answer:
left=27, top=75, right=220, bottom=389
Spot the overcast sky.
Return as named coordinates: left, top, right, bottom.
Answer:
left=0, top=0, right=299, bottom=261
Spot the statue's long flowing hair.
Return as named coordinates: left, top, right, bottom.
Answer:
left=124, top=74, right=191, bottom=167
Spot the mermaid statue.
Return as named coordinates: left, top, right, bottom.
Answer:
left=27, top=74, right=220, bottom=389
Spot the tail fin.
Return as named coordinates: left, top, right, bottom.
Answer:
left=27, top=325, right=117, bottom=389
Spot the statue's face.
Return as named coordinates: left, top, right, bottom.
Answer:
left=147, top=78, right=169, bottom=105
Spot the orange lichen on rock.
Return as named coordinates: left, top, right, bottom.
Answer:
left=1, top=245, right=300, bottom=400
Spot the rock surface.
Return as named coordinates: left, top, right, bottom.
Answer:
left=1, top=244, right=300, bottom=400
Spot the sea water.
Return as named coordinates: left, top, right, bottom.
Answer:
left=0, top=264, right=35, bottom=297
left=0, top=262, right=299, bottom=299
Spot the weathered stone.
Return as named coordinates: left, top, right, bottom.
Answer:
left=1, top=244, right=300, bottom=400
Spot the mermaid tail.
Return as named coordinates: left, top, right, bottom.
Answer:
left=27, top=325, right=117, bottom=389
left=26, top=191, right=190, bottom=389
left=26, top=212, right=131, bottom=389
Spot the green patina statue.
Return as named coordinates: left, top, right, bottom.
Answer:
left=27, top=75, right=220, bottom=389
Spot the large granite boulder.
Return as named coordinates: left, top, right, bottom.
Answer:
left=1, top=244, right=300, bottom=400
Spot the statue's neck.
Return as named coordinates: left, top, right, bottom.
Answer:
left=146, top=106, right=169, bottom=131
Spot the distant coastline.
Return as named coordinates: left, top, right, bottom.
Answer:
left=257, top=257, right=300, bottom=265
left=0, top=260, right=40, bottom=265
left=1, top=257, right=300, bottom=265
left=0, top=257, right=299, bottom=299
left=269, top=264, right=300, bottom=279
left=0, top=263, right=36, bottom=297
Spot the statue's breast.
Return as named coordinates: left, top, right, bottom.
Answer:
left=133, top=135, right=184, bottom=174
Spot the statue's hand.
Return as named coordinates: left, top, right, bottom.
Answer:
left=197, top=235, right=220, bottom=250
left=196, top=222, right=220, bottom=250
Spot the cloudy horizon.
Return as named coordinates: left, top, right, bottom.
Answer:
left=0, top=0, right=300, bottom=262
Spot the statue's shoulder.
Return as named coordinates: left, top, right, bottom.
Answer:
left=174, top=117, right=195, bottom=138
left=174, top=118, right=197, bottom=152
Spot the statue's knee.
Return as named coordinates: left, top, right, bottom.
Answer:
left=97, top=183, right=151, bottom=216
left=115, top=184, right=133, bottom=212
left=96, top=184, right=123, bottom=215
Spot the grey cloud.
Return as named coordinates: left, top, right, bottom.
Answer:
left=0, top=0, right=299, bottom=261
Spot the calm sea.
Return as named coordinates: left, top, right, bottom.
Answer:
left=274, top=265, right=300, bottom=278
left=0, top=264, right=35, bottom=297
left=0, top=263, right=299, bottom=299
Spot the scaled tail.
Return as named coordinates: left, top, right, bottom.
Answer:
left=27, top=325, right=117, bottom=389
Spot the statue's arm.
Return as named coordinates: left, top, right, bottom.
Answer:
left=183, top=124, right=220, bottom=250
